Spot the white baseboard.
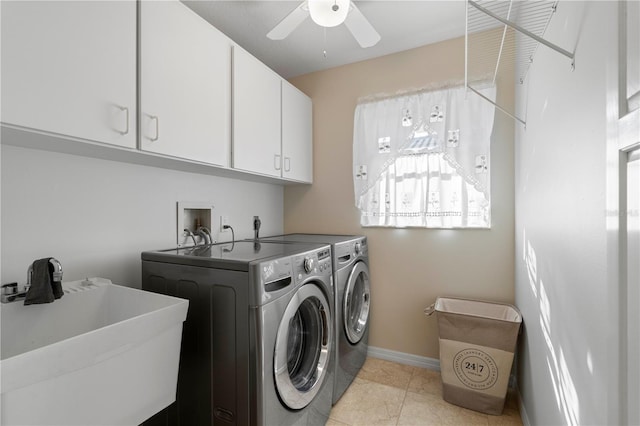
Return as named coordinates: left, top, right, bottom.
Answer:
left=516, top=386, right=531, bottom=426
left=367, top=346, right=441, bottom=371
left=367, top=346, right=519, bottom=391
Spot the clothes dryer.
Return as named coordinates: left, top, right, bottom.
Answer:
left=255, top=234, right=371, bottom=405
left=141, top=240, right=334, bottom=426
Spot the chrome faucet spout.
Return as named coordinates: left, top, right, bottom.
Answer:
left=27, top=264, right=33, bottom=287
left=49, top=258, right=63, bottom=282
left=26, top=257, right=63, bottom=286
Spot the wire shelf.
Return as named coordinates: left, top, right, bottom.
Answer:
left=465, top=0, right=574, bottom=126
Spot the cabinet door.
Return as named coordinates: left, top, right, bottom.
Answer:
left=282, top=82, right=313, bottom=183
left=1, top=1, right=136, bottom=148
left=140, top=0, right=230, bottom=166
left=232, top=47, right=282, bottom=177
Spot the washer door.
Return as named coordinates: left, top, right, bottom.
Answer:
left=274, top=283, right=332, bottom=410
left=343, top=261, right=371, bottom=344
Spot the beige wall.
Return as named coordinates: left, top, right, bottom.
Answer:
left=286, top=36, right=515, bottom=359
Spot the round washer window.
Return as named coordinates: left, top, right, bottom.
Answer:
left=344, top=261, right=370, bottom=344
left=274, top=284, right=332, bottom=410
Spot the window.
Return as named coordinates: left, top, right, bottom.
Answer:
left=353, top=84, right=496, bottom=228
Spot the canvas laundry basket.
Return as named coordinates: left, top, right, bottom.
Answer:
left=424, top=297, right=522, bottom=415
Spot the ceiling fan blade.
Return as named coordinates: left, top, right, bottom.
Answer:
left=344, top=2, right=380, bottom=48
left=267, top=1, right=310, bottom=40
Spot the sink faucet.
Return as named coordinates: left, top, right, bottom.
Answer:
left=28, top=258, right=63, bottom=286
left=2, top=258, right=64, bottom=303
left=49, top=258, right=63, bottom=282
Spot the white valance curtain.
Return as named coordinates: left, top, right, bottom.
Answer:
left=353, top=84, right=496, bottom=228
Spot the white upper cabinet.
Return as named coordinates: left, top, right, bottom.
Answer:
left=140, top=0, right=230, bottom=167
left=233, top=47, right=313, bottom=182
left=1, top=1, right=137, bottom=148
left=232, top=47, right=282, bottom=177
left=1, top=0, right=310, bottom=184
left=282, top=81, right=313, bottom=183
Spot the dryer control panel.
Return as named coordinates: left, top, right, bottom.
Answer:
left=334, top=237, right=367, bottom=268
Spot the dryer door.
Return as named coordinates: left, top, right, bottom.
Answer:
left=343, top=261, right=371, bottom=344
left=274, top=283, right=332, bottom=410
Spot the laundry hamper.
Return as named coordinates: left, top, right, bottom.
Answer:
left=424, top=297, right=522, bottom=415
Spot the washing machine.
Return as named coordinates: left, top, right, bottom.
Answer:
left=255, top=234, right=371, bottom=405
left=141, top=240, right=334, bottom=426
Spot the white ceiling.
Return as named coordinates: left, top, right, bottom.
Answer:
left=183, top=1, right=468, bottom=79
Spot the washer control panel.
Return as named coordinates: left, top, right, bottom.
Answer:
left=293, top=246, right=332, bottom=284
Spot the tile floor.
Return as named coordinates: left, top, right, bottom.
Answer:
left=328, top=358, right=523, bottom=426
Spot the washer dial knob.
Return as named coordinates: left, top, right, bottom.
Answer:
left=354, top=242, right=362, bottom=255
left=303, top=257, right=315, bottom=273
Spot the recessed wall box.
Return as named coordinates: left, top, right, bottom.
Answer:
left=177, top=201, right=215, bottom=247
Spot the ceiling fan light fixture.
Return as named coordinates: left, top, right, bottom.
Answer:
left=308, top=0, right=350, bottom=28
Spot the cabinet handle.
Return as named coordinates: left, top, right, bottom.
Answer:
left=284, top=157, right=291, bottom=172
left=274, top=154, right=282, bottom=171
left=116, top=105, right=129, bottom=135
left=148, top=115, right=159, bottom=142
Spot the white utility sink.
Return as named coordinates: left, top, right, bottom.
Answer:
left=0, top=277, right=188, bottom=425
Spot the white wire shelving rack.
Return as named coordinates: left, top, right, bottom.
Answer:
left=464, top=0, right=575, bottom=126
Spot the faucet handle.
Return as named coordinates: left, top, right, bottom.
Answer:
left=1, top=282, right=22, bottom=303
left=1, top=282, right=18, bottom=296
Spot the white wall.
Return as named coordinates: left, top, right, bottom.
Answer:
left=1, top=144, right=284, bottom=287
left=514, top=2, right=617, bottom=425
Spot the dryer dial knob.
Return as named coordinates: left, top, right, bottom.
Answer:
left=303, top=257, right=315, bottom=273
left=354, top=242, right=362, bottom=255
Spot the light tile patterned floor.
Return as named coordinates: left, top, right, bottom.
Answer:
left=328, top=358, right=523, bottom=426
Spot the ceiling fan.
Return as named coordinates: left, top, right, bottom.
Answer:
left=267, top=0, right=381, bottom=48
